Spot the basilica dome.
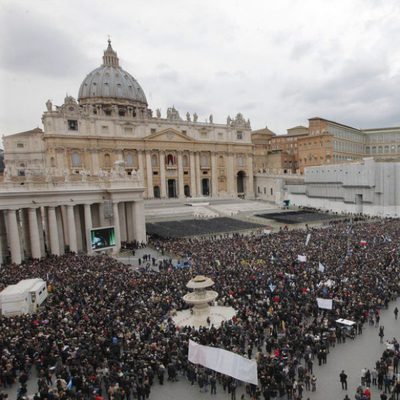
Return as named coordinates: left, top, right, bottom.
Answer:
left=78, top=40, right=147, bottom=106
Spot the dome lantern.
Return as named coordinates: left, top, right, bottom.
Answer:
left=102, top=39, right=119, bottom=67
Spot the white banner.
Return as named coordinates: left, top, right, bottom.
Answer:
left=318, top=262, right=325, bottom=273
left=317, top=298, right=333, bottom=310
left=336, top=318, right=355, bottom=326
left=298, top=255, right=307, bottom=262
left=305, top=233, right=311, bottom=246
left=188, top=340, right=258, bottom=385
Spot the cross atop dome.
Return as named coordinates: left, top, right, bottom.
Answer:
left=103, top=38, right=119, bottom=67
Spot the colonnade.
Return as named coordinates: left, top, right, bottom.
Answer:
left=0, top=200, right=146, bottom=265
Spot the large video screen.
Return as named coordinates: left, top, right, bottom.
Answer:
left=90, top=226, right=116, bottom=250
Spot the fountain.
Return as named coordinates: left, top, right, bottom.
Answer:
left=172, top=275, right=236, bottom=329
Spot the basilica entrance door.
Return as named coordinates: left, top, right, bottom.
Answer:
left=168, top=179, right=177, bottom=198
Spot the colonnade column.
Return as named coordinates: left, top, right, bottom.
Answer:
left=21, top=209, right=31, bottom=259
left=195, top=152, right=201, bottom=196
left=84, top=204, right=93, bottom=254
left=211, top=152, right=218, bottom=197
left=159, top=151, right=167, bottom=198
left=0, top=211, right=8, bottom=265
left=145, top=151, right=154, bottom=198
left=113, top=202, right=121, bottom=254
left=133, top=200, right=146, bottom=243
left=67, top=205, right=77, bottom=253
left=177, top=151, right=185, bottom=198
left=48, top=206, right=60, bottom=256
left=227, top=152, right=235, bottom=196
left=118, top=203, right=127, bottom=242
left=6, top=210, right=21, bottom=264
left=189, top=151, right=197, bottom=197
left=28, top=208, right=42, bottom=259
left=246, top=155, right=254, bottom=198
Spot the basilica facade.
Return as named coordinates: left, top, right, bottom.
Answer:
left=3, top=40, right=254, bottom=200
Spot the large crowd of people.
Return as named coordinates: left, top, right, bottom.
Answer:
left=0, top=218, right=400, bottom=400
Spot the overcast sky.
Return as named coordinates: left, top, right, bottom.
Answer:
left=1, top=0, right=400, bottom=136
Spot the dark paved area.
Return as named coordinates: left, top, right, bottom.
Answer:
left=256, top=210, right=343, bottom=224
left=146, top=217, right=265, bottom=238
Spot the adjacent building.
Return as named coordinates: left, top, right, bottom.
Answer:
left=252, top=117, right=400, bottom=174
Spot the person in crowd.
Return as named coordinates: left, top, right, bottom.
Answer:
left=0, top=218, right=399, bottom=399
left=340, top=370, right=348, bottom=390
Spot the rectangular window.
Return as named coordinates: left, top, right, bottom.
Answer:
left=68, top=120, right=78, bottom=131
left=102, top=125, right=109, bottom=133
left=17, top=143, right=24, bottom=148
left=124, top=127, right=133, bottom=134
left=237, top=132, right=243, bottom=140
left=151, top=128, right=156, bottom=134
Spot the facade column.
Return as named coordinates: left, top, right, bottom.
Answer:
left=195, top=152, right=202, bottom=196
left=211, top=152, right=218, bottom=197
left=28, top=208, right=42, bottom=259
left=138, top=150, right=144, bottom=183
left=145, top=151, right=154, bottom=198
left=133, top=200, right=146, bottom=243
left=48, top=206, right=60, bottom=256
left=6, top=210, right=21, bottom=264
left=90, top=150, right=100, bottom=174
left=246, top=154, right=254, bottom=198
left=177, top=151, right=185, bottom=198
left=67, top=205, right=77, bottom=253
left=112, top=202, right=121, bottom=254
left=227, top=152, right=235, bottom=196
left=189, top=151, right=197, bottom=197
left=84, top=204, right=93, bottom=254
left=159, top=151, right=167, bottom=198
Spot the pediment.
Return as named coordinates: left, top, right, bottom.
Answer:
left=144, top=128, right=196, bottom=142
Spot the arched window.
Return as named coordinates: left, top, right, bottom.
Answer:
left=50, top=157, right=56, bottom=167
left=151, top=154, right=158, bottom=168
left=183, top=154, right=189, bottom=168
left=125, top=152, right=134, bottom=167
left=218, top=155, right=224, bottom=167
left=166, top=153, right=175, bottom=165
left=104, top=153, right=111, bottom=168
left=237, top=154, right=244, bottom=167
left=71, top=152, right=81, bottom=167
